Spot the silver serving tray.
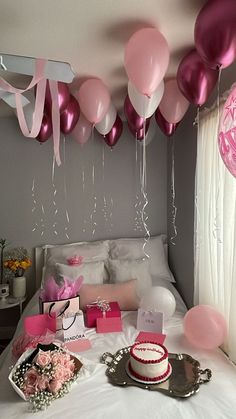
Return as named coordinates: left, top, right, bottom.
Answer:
left=101, top=346, right=212, bottom=398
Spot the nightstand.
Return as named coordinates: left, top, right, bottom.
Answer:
left=0, top=296, right=26, bottom=316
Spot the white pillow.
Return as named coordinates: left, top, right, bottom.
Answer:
left=43, top=240, right=109, bottom=265
left=55, top=261, right=105, bottom=285
left=108, top=259, right=152, bottom=297
left=109, top=235, right=175, bottom=283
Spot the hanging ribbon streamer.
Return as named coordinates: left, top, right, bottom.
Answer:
left=102, top=144, right=109, bottom=227
left=170, top=136, right=177, bottom=245
left=213, top=67, right=223, bottom=244
left=89, top=127, right=97, bottom=236
left=140, top=121, right=150, bottom=258
left=63, top=137, right=70, bottom=240
left=134, top=137, right=143, bottom=232
left=0, top=58, right=61, bottom=166
left=52, top=156, right=59, bottom=236
left=31, top=178, right=45, bottom=237
left=82, top=166, right=87, bottom=234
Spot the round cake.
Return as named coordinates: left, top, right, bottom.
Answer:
left=128, top=342, right=171, bottom=383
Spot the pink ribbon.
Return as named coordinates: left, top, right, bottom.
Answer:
left=87, top=297, right=111, bottom=317
left=0, top=58, right=61, bottom=165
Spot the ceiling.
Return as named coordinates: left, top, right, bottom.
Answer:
left=0, top=0, right=207, bottom=116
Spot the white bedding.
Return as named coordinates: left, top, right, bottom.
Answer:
left=1, top=282, right=236, bottom=419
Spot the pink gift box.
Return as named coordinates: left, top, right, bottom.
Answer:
left=86, top=301, right=121, bottom=328
left=96, top=317, right=122, bottom=333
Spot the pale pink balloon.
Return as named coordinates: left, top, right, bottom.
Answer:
left=71, top=113, right=92, bottom=145
left=77, top=79, right=111, bottom=124
left=159, top=79, right=189, bottom=124
left=124, top=28, right=169, bottom=96
left=184, top=305, right=227, bottom=350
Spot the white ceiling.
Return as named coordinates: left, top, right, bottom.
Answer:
left=0, top=0, right=206, bottom=116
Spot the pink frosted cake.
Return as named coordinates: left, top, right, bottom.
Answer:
left=128, top=342, right=171, bottom=382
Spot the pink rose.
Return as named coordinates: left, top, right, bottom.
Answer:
left=23, top=384, right=35, bottom=398
left=54, top=364, right=65, bottom=381
left=35, top=350, right=51, bottom=367
left=62, top=368, right=73, bottom=381
left=24, top=367, right=40, bottom=387
left=48, top=379, right=63, bottom=394
left=36, top=375, right=49, bottom=391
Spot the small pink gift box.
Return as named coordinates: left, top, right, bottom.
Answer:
left=86, top=301, right=121, bottom=328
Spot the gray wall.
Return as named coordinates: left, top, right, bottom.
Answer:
left=167, top=61, right=236, bottom=308
left=0, top=117, right=167, bottom=301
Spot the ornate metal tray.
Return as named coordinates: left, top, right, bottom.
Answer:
left=101, top=346, right=212, bottom=398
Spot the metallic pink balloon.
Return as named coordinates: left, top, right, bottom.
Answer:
left=60, top=95, right=80, bottom=135
left=195, top=0, right=236, bottom=69
left=177, top=49, right=218, bottom=106
left=103, top=115, right=123, bottom=147
left=127, top=118, right=150, bottom=141
left=45, top=81, right=70, bottom=112
left=36, top=113, right=52, bottom=143
left=155, top=108, right=179, bottom=137
left=124, top=95, right=150, bottom=132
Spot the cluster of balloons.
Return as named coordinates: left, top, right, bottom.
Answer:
left=123, top=28, right=190, bottom=139
left=177, top=0, right=236, bottom=107
left=36, top=1, right=236, bottom=146
left=36, top=81, right=80, bottom=143
left=36, top=77, right=123, bottom=148
left=184, top=305, right=227, bottom=350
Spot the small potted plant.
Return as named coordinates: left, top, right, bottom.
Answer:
left=4, top=247, right=31, bottom=298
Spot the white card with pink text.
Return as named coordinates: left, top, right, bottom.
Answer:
left=137, top=308, right=164, bottom=333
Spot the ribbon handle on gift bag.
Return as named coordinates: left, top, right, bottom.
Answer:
left=48, top=300, right=70, bottom=319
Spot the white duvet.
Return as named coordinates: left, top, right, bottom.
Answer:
left=0, top=283, right=236, bottom=419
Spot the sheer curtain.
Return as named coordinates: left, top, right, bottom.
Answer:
left=194, top=92, right=236, bottom=362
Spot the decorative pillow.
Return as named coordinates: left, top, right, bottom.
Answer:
left=55, top=261, right=105, bottom=285
left=109, top=235, right=175, bottom=283
left=107, top=259, right=152, bottom=297
left=43, top=240, right=109, bottom=266
left=79, top=280, right=140, bottom=311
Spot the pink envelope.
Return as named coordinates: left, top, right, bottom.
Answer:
left=24, top=313, right=56, bottom=336
left=65, top=339, right=91, bottom=352
left=135, top=331, right=166, bottom=345
left=96, top=317, right=122, bottom=333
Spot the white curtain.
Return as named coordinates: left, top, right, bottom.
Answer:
left=194, top=92, right=236, bottom=362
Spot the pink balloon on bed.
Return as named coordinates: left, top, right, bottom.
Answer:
left=184, top=305, right=227, bottom=350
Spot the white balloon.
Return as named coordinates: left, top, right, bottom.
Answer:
left=140, top=286, right=176, bottom=320
left=95, top=102, right=117, bottom=135
left=128, top=80, right=164, bottom=118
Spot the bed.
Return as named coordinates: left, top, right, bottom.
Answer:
left=0, top=237, right=236, bottom=419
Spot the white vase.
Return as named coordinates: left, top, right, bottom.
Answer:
left=13, top=276, right=26, bottom=298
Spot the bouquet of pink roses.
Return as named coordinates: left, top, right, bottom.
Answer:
left=9, top=344, right=82, bottom=412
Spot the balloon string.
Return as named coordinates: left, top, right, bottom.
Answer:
left=90, top=127, right=97, bottom=236
left=63, top=136, right=70, bottom=240
left=102, top=144, right=108, bottom=227
left=31, top=178, right=45, bottom=236
left=134, top=134, right=142, bottom=232
left=52, top=155, right=58, bottom=236
left=31, top=178, right=39, bottom=233
left=82, top=165, right=87, bottom=233
left=141, top=120, right=150, bottom=258
left=213, top=67, right=222, bottom=244
left=170, top=136, right=177, bottom=245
